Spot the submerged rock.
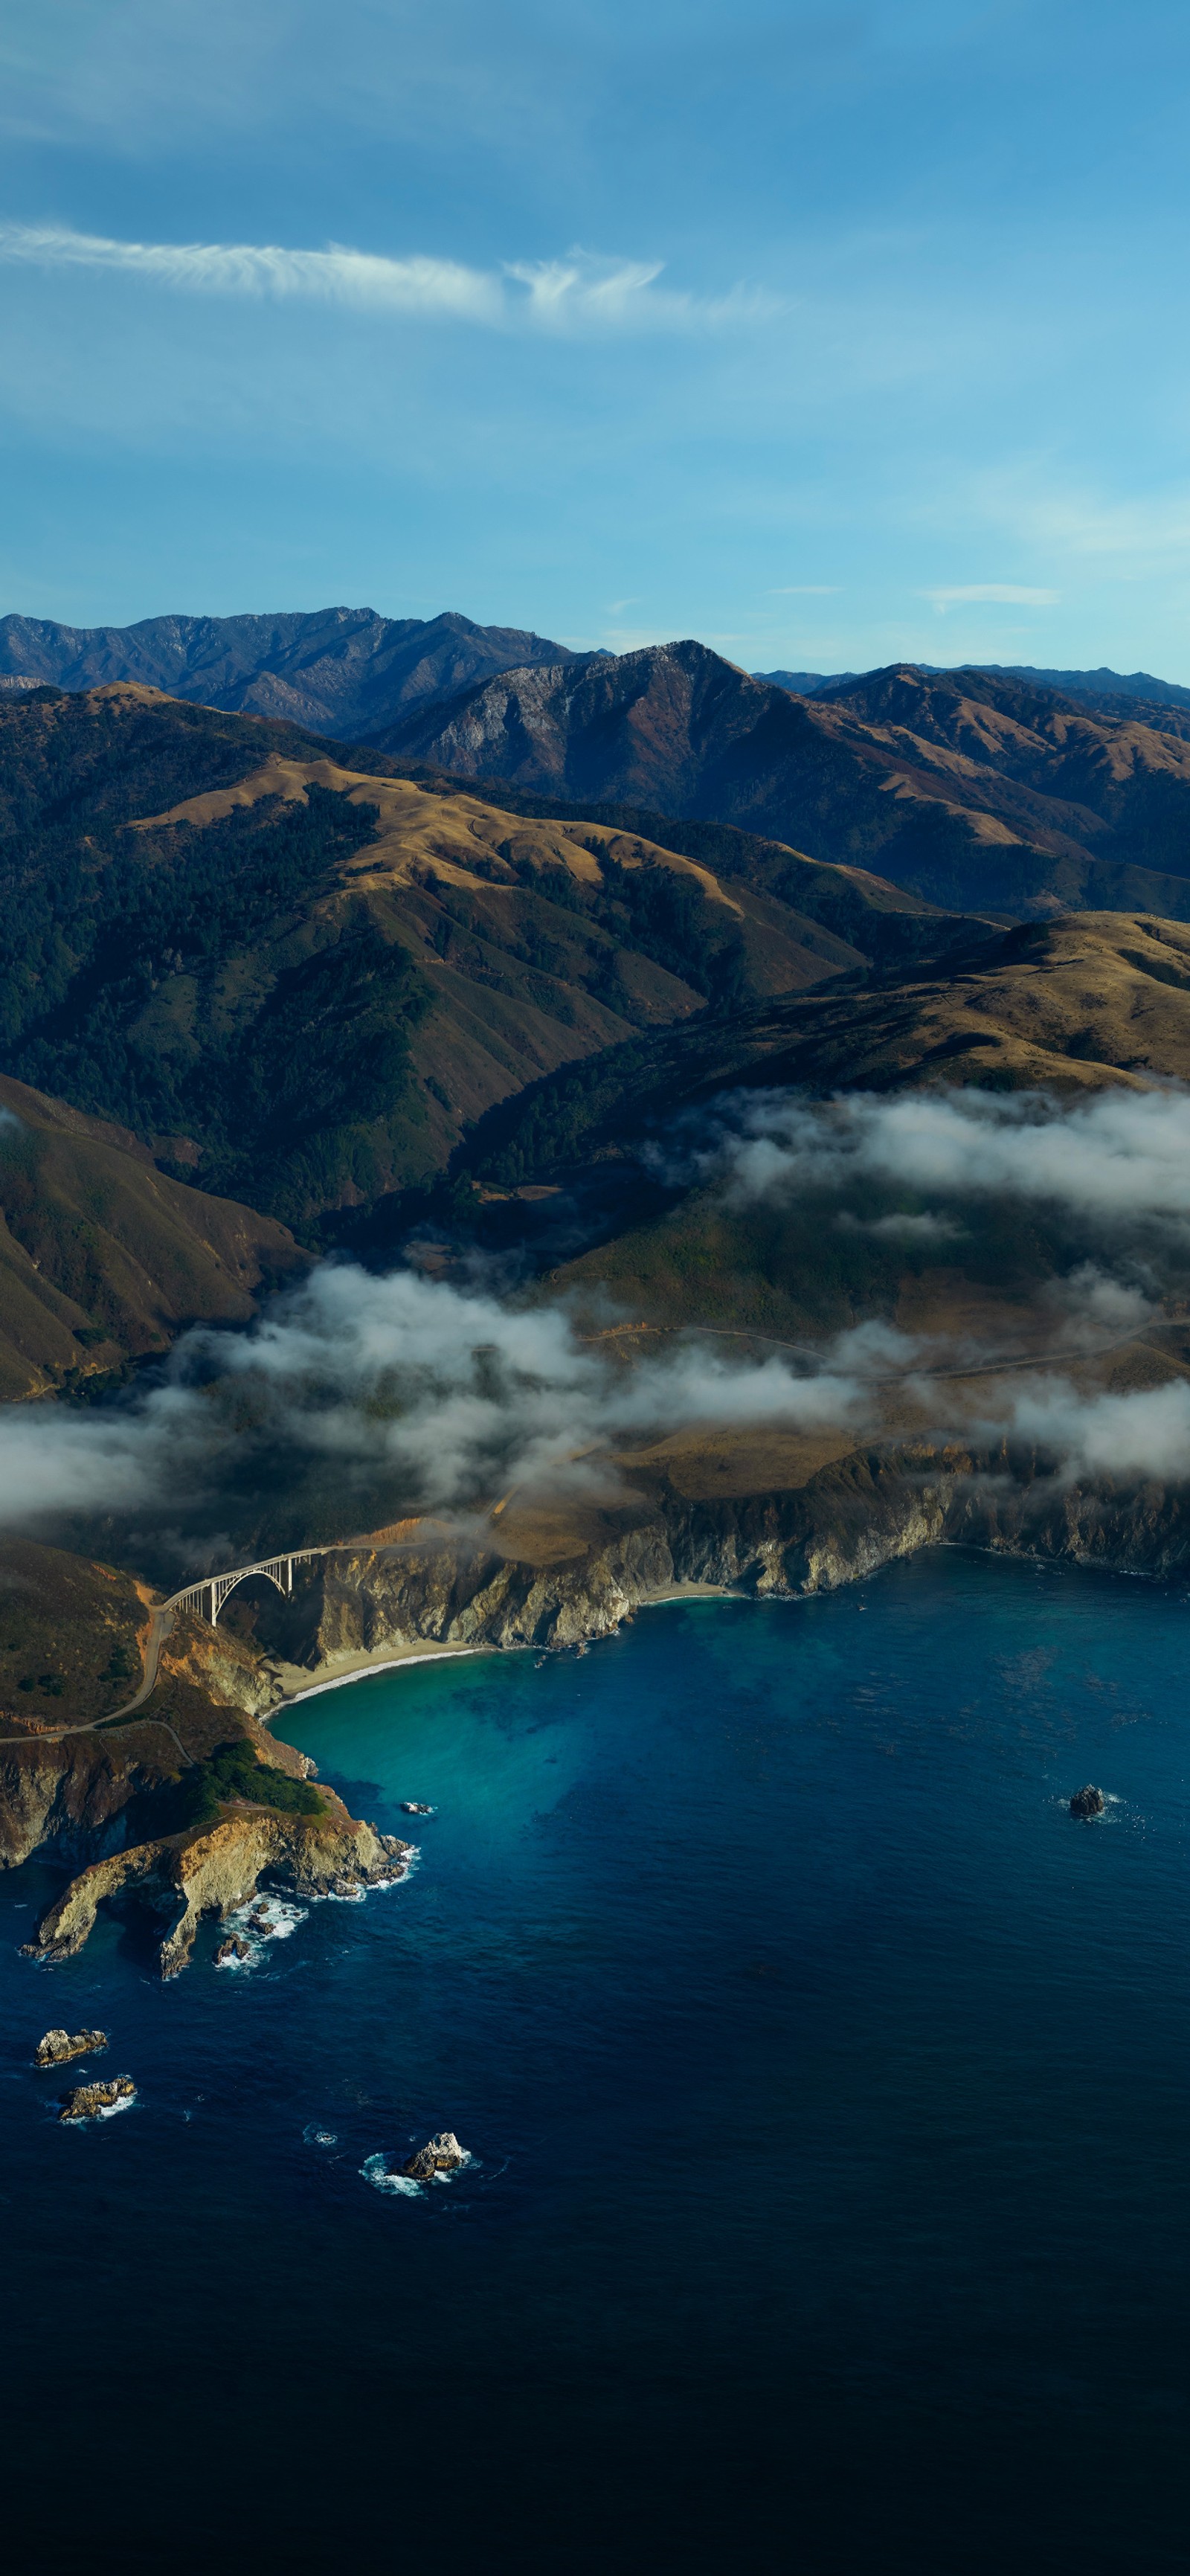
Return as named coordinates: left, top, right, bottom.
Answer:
left=402, top=2130, right=466, bottom=2180
left=35, top=2026, right=107, bottom=2068
left=1070, top=1785, right=1105, bottom=1819
left=60, top=2075, right=135, bottom=2121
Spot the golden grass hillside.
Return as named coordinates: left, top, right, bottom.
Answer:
left=134, top=749, right=875, bottom=1163
left=466, top=913, right=1190, bottom=1347
left=0, top=1074, right=305, bottom=1398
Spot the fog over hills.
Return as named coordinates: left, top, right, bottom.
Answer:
left=9, top=669, right=1190, bottom=1573
left=0, top=606, right=593, bottom=739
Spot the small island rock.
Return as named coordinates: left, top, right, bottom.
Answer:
left=1070, top=1785, right=1105, bottom=1819
left=400, top=1802, right=433, bottom=1816
left=36, top=2026, right=107, bottom=2068
left=215, top=1935, right=250, bottom=1965
left=60, top=2075, right=135, bottom=2121
left=402, top=2130, right=466, bottom=2180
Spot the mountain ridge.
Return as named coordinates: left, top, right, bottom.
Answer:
left=0, top=684, right=951, bottom=1236
left=755, top=660, right=1190, bottom=720
left=0, top=606, right=596, bottom=739
left=383, top=643, right=1190, bottom=918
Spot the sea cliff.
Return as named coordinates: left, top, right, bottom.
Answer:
left=270, top=1439, right=1190, bottom=1675
left=30, top=1793, right=408, bottom=1976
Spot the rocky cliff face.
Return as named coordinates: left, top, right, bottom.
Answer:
left=0, top=1607, right=305, bottom=1878
left=29, top=1791, right=410, bottom=1976
left=0, top=1718, right=183, bottom=1874
left=286, top=1438, right=1190, bottom=1667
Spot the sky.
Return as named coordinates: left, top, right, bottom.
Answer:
left=3, top=0, right=1190, bottom=676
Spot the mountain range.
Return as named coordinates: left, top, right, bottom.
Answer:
left=385, top=641, right=1190, bottom=916
left=756, top=662, right=1190, bottom=722
left=0, top=676, right=953, bottom=1389
left=0, top=606, right=592, bottom=739
left=8, top=618, right=1190, bottom=1397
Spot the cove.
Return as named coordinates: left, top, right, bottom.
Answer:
left=2, top=1548, right=1187, bottom=2575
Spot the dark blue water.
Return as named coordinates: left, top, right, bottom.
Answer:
left=4, top=1551, right=1188, bottom=2574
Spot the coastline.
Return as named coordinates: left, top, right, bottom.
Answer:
left=267, top=1581, right=744, bottom=1714
left=269, top=1638, right=495, bottom=1709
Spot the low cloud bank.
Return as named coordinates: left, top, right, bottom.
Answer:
left=5, top=1085, right=1190, bottom=1558
left=1003, top=1377, right=1190, bottom=1482
left=669, top=1084, right=1190, bottom=1228
left=0, top=1267, right=881, bottom=1540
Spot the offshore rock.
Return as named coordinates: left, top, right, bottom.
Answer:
left=60, top=2075, right=135, bottom=2121
left=35, top=2026, right=107, bottom=2067
left=214, top=1935, right=249, bottom=1965
left=1070, top=1785, right=1105, bottom=1819
left=403, top=2131, right=466, bottom=2180
left=28, top=1799, right=412, bottom=1977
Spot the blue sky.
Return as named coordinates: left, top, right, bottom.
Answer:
left=3, top=0, right=1190, bottom=676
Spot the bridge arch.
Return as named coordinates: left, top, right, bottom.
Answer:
left=212, top=1564, right=291, bottom=1624
left=166, top=1547, right=321, bottom=1628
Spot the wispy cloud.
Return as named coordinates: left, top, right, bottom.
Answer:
left=920, top=582, right=1060, bottom=610
left=0, top=223, right=779, bottom=336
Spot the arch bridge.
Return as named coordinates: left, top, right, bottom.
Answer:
left=165, top=1550, right=324, bottom=1628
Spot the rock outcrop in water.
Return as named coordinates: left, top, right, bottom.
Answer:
left=35, top=2026, right=107, bottom=2066
left=60, top=2075, right=135, bottom=2120
left=1070, top=1785, right=1106, bottom=1818
left=403, top=2132, right=466, bottom=2179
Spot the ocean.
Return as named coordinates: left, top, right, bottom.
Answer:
left=3, top=1549, right=1187, bottom=2573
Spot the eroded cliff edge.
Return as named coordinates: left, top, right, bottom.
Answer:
left=3, top=1595, right=409, bottom=1973
left=271, top=1438, right=1190, bottom=1673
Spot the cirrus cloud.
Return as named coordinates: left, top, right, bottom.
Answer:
left=0, top=222, right=781, bottom=337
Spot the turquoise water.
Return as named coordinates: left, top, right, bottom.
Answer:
left=2, top=1550, right=1188, bottom=2572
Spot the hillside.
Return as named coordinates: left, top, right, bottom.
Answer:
left=0, top=1535, right=152, bottom=1729
left=459, top=910, right=1190, bottom=1186
left=448, top=910, right=1190, bottom=1353
left=0, top=684, right=948, bottom=1232
left=0, top=1072, right=304, bottom=1398
left=386, top=642, right=1190, bottom=916
left=0, top=606, right=590, bottom=738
